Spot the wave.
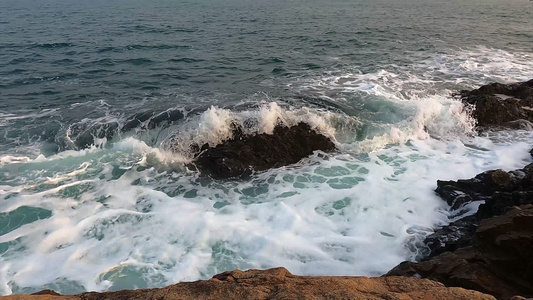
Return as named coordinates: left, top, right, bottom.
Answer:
left=2, top=46, right=533, bottom=295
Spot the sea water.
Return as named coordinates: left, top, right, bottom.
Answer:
left=1, top=0, right=533, bottom=295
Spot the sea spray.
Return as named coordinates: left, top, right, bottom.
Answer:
left=2, top=38, right=533, bottom=296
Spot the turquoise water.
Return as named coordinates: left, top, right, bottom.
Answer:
left=1, top=0, right=533, bottom=295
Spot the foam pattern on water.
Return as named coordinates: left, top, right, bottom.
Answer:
left=2, top=46, right=533, bottom=295
left=1, top=130, right=532, bottom=295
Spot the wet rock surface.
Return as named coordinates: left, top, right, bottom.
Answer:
left=386, top=80, right=533, bottom=299
left=192, top=122, right=336, bottom=179
left=426, top=162, right=533, bottom=257
left=5, top=268, right=494, bottom=300
left=387, top=146, right=533, bottom=299
left=458, top=79, right=533, bottom=128
left=387, top=205, right=533, bottom=300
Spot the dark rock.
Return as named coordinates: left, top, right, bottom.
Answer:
left=458, top=80, right=533, bottom=128
left=387, top=205, right=533, bottom=300
left=193, top=122, right=336, bottom=179
left=435, top=170, right=505, bottom=210
left=424, top=215, right=478, bottom=258
left=389, top=147, right=533, bottom=299
left=426, top=161, right=533, bottom=259
left=477, top=163, right=533, bottom=220
left=435, top=164, right=531, bottom=213
left=463, top=80, right=533, bottom=100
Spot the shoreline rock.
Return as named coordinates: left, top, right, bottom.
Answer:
left=424, top=161, right=533, bottom=258
left=386, top=146, right=533, bottom=299
left=4, top=268, right=494, bottom=300
left=384, top=80, right=533, bottom=299
left=387, top=205, right=533, bottom=300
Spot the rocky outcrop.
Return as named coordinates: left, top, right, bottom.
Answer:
left=387, top=205, right=533, bottom=300
left=458, top=79, right=533, bottom=128
left=4, top=268, right=494, bottom=300
left=387, top=147, right=533, bottom=299
left=192, top=122, right=336, bottom=179
left=425, top=162, right=533, bottom=257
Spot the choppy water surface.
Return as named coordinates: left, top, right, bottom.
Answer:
left=1, top=0, right=532, bottom=295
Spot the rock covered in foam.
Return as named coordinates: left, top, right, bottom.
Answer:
left=192, top=122, right=336, bottom=179
left=7, top=268, right=494, bottom=300
left=458, top=79, right=533, bottom=129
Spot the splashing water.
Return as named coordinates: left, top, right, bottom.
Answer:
left=1, top=0, right=533, bottom=294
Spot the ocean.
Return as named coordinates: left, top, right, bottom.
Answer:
left=1, top=0, right=532, bottom=295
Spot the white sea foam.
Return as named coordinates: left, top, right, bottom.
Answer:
left=1, top=46, right=533, bottom=295
left=1, top=128, right=532, bottom=295
left=164, top=102, right=337, bottom=157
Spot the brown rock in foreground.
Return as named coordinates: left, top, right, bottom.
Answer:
left=387, top=205, right=533, bottom=300
left=3, top=268, right=494, bottom=300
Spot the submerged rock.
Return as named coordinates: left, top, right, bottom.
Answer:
left=458, top=79, right=533, bottom=128
left=192, top=122, right=336, bottom=179
left=6, top=268, right=494, bottom=300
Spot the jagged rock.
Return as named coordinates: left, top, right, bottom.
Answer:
left=390, top=154, right=533, bottom=299
left=464, top=80, right=533, bottom=100
left=435, top=169, right=511, bottom=211
left=435, top=163, right=533, bottom=213
left=458, top=79, right=533, bottom=128
left=4, top=268, right=494, bottom=300
left=424, top=215, right=478, bottom=257
left=425, top=162, right=533, bottom=258
left=193, top=122, right=336, bottom=179
left=387, top=205, right=533, bottom=300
